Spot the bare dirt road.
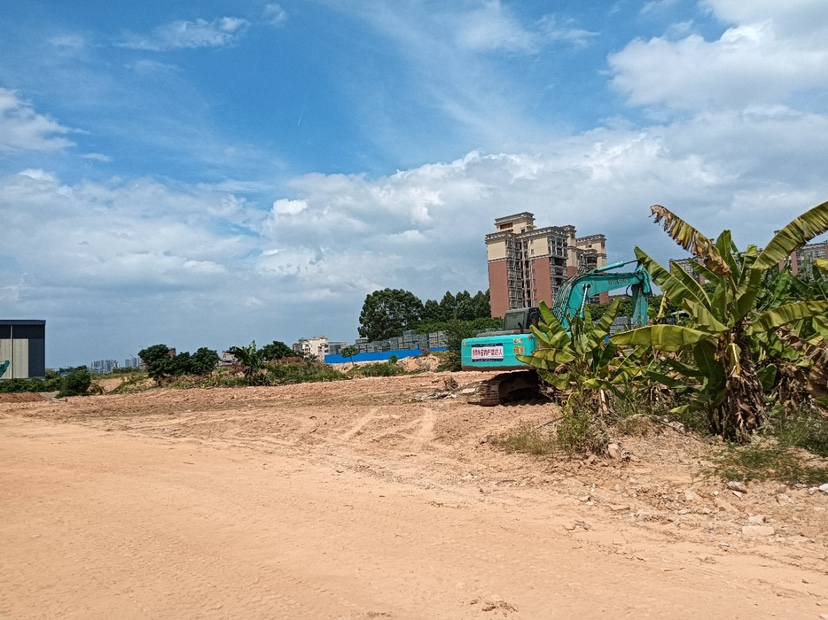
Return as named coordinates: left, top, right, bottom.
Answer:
left=2, top=373, right=827, bottom=619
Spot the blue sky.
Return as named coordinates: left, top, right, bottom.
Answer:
left=1, top=0, right=827, bottom=367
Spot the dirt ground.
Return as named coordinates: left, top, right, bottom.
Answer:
left=2, top=372, right=827, bottom=619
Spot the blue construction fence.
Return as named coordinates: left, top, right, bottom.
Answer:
left=325, top=348, right=447, bottom=364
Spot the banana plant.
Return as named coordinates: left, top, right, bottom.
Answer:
left=612, top=200, right=828, bottom=440
left=517, top=298, right=647, bottom=413
left=228, top=340, right=267, bottom=385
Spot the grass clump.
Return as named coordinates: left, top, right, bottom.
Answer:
left=713, top=404, right=828, bottom=484
left=715, top=442, right=828, bottom=485
left=490, top=426, right=558, bottom=455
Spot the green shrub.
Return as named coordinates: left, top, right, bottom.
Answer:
left=265, top=360, right=344, bottom=385
left=350, top=362, right=402, bottom=377
left=58, top=367, right=92, bottom=397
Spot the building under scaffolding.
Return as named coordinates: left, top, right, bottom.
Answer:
left=485, top=213, right=608, bottom=318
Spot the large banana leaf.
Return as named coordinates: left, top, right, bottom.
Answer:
left=635, top=247, right=706, bottom=308
left=683, top=298, right=729, bottom=333
left=734, top=267, right=763, bottom=322
left=688, top=258, right=719, bottom=284
left=693, top=339, right=727, bottom=406
left=816, top=258, right=828, bottom=278
left=668, top=258, right=710, bottom=307
left=611, top=324, right=712, bottom=351
left=715, top=230, right=740, bottom=281
left=738, top=245, right=760, bottom=283
left=649, top=205, right=730, bottom=275
left=754, top=199, right=828, bottom=270
left=745, top=300, right=828, bottom=335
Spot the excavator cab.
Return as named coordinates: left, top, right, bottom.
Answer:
left=501, top=307, right=541, bottom=334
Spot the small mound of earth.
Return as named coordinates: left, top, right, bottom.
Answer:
left=0, top=392, right=50, bottom=403
left=398, top=354, right=441, bottom=372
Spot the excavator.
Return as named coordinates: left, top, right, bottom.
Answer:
left=460, top=261, right=652, bottom=405
left=0, top=360, right=9, bottom=379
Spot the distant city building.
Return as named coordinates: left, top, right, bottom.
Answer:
left=791, top=239, right=828, bottom=274
left=0, top=319, right=46, bottom=379
left=485, top=213, right=608, bottom=318
left=293, top=336, right=330, bottom=360
left=89, top=359, right=119, bottom=375
left=123, top=356, right=140, bottom=369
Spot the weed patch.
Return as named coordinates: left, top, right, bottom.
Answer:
left=714, top=442, right=828, bottom=485
left=490, top=426, right=558, bottom=456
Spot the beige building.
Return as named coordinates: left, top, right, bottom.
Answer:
left=293, top=336, right=330, bottom=361
left=486, top=213, right=607, bottom=318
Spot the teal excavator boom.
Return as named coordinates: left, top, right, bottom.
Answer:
left=0, top=360, right=10, bottom=379
left=461, top=261, right=652, bottom=405
left=552, top=260, right=651, bottom=330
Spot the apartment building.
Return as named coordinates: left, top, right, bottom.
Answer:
left=486, top=213, right=608, bottom=318
left=791, top=239, right=828, bottom=274
left=293, top=336, right=330, bottom=361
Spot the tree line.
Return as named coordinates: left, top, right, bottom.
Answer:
left=138, top=340, right=297, bottom=384
left=358, top=288, right=495, bottom=342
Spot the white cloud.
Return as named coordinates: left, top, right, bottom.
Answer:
left=0, top=89, right=75, bottom=152
left=80, top=152, right=112, bottom=162
left=273, top=198, right=307, bottom=215
left=263, top=4, right=288, bottom=27
left=641, top=0, right=679, bottom=16
left=118, top=17, right=251, bottom=51
left=609, top=3, right=828, bottom=111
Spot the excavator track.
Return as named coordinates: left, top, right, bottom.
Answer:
left=478, top=369, right=543, bottom=406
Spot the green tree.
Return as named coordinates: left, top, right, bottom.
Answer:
left=421, top=299, right=443, bottom=323
left=260, top=340, right=296, bottom=361
left=438, top=291, right=457, bottom=321
left=189, top=347, right=220, bottom=375
left=340, top=345, right=360, bottom=367
left=58, top=367, right=92, bottom=397
left=358, top=289, right=423, bottom=342
left=471, top=290, right=491, bottom=318
left=455, top=291, right=476, bottom=321
left=139, top=344, right=174, bottom=384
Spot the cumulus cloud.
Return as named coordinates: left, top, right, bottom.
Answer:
left=0, top=88, right=75, bottom=152
left=610, top=1, right=828, bottom=111
left=118, top=17, right=250, bottom=51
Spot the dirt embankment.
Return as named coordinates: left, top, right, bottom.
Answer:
left=2, top=372, right=827, bottom=619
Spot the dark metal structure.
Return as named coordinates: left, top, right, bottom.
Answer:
left=0, top=320, right=46, bottom=379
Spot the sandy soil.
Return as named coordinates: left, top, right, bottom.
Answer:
left=2, top=372, right=827, bottom=619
